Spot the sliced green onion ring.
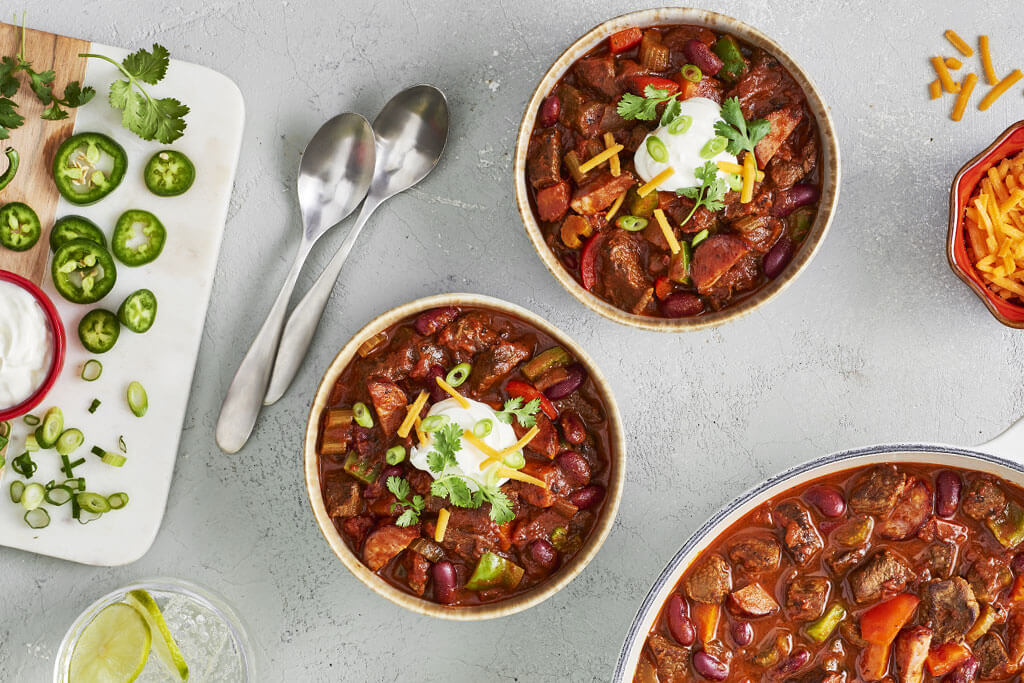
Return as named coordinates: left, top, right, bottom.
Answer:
left=56, top=428, right=85, bottom=456
left=64, top=477, right=86, bottom=491
left=45, top=485, right=73, bottom=506
left=667, top=115, right=693, bottom=135
left=646, top=136, right=669, bottom=163
left=107, top=492, right=129, bottom=510
left=118, top=435, right=127, bottom=453
left=81, top=359, right=103, bottom=381
left=473, top=419, right=493, bottom=438
left=10, top=480, right=25, bottom=503
left=20, top=482, right=45, bottom=510
left=502, top=450, right=526, bottom=470
left=420, top=415, right=449, bottom=433
left=24, top=434, right=39, bottom=452
left=681, top=64, right=703, bottom=82
left=691, top=229, right=710, bottom=248
left=700, top=136, right=728, bottom=159
left=11, top=452, right=36, bottom=478
left=102, top=452, right=126, bottom=467
left=386, top=445, right=406, bottom=465
left=22, top=414, right=40, bottom=426
left=352, top=401, right=373, bottom=428
left=76, top=492, right=111, bottom=513
left=445, top=363, right=472, bottom=388
left=35, top=407, right=64, bottom=448
left=726, top=173, right=743, bottom=192
left=127, top=381, right=148, bottom=417
left=88, top=399, right=101, bottom=414
left=90, top=446, right=105, bottom=458
left=77, top=509, right=102, bottom=524
left=616, top=215, right=648, bottom=232
left=24, top=507, right=49, bottom=529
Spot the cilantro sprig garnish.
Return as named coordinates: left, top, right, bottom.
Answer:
left=617, top=85, right=680, bottom=124
left=80, top=45, right=189, bottom=143
left=495, top=397, right=541, bottom=428
left=430, top=475, right=515, bottom=524
left=676, top=162, right=728, bottom=227
left=714, top=97, right=771, bottom=158
left=387, top=476, right=425, bottom=527
left=425, top=422, right=463, bottom=474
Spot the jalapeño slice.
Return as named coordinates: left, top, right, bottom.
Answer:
left=112, top=210, right=166, bottom=266
left=0, top=201, right=41, bottom=251
left=50, top=215, right=107, bottom=252
left=144, top=150, right=195, bottom=196
left=52, top=132, right=127, bottom=205
left=52, top=239, right=117, bottom=304
left=118, top=289, right=157, bottom=333
left=78, top=309, right=120, bottom=354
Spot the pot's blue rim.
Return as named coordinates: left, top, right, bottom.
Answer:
left=612, top=442, right=1022, bottom=681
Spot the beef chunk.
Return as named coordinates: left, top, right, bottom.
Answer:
left=518, top=413, right=560, bottom=459
left=785, top=576, right=829, bottom=621
left=323, top=472, right=361, bottom=518
left=925, top=542, right=959, bottom=579
left=729, top=582, right=780, bottom=617
left=826, top=547, right=866, bottom=576
left=598, top=102, right=630, bottom=133
left=366, top=379, right=407, bottom=437
left=962, top=476, right=1007, bottom=521
left=975, top=633, right=1012, bottom=679
left=967, top=556, right=1013, bottom=602
left=511, top=507, right=573, bottom=548
left=685, top=553, right=732, bottom=604
left=877, top=478, right=933, bottom=540
left=507, top=460, right=571, bottom=508
left=647, top=633, right=690, bottom=683
left=437, top=311, right=502, bottom=359
left=775, top=501, right=823, bottom=566
left=362, top=524, right=419, bottom=571
left=570, top=171, right=637, bottom=215
left=770, top=134, right=818, bottom=190
left=922, top=577, right=980, bottom=644
left=469, top=339, right=531, bottom=395
left=727, top=51, right=804, bottom=120
left=405, top=550, right=431, bottom=596
left=535, top=180, right=570, bottom=222
left=596, top=229, right=653, bottom=314
left=728, top=535, right=781, bottom=574
left=342, top=515, right=374, bottom=549
left=372, top=328, right=418, bottom=380
left=557, top=83, right=604, bottom=138
left=894, top=626, right=932, bottom=683
left=442, top=507, right=511, bottom=561
left=702, top=253, right=760, bottom=310
left=409, top=338, right=448, bottom=380
left=527, top=128, right=562, bottom=190
left=754, top=105, right=803, bottom=166
left=574, top=55, right=619, bottom=98
left=690, top=234, right=750, bottom=294
left=849, top=466, right=909, bottom=516
left=732, top=215, right=783, bottom=254
left=849, top=549, right=915, bottom=604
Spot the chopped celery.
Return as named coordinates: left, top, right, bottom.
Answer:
left=343, top=451, right=382, bottom=485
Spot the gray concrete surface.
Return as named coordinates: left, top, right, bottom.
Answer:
left=5, top=0, right=1024, bottom=680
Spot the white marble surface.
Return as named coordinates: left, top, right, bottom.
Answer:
left=3, top=1, right=1024, bottom=680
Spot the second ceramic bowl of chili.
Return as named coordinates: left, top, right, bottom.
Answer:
left=514, top=8, right=841, bottom=331
left=303, top=293, right=625, bottom=619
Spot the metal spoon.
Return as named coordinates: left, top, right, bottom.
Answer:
left=216, top=114, right=375, bottom=453
left=263, top=85, right=449, bottom=404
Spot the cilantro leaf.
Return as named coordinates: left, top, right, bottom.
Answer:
left=26, top=68, right=55, bottom=104
left=496, top=397, right=541, bottom=428
left=714, top=96, right=770, bottom=158
left=617, top=85, right=678, bottom=122
left=387, top=476, right=425, bottom=527
left=41, top=81, right=95, bottom=121
left=482, top=488, right=514, bottom=524
left=122, top=44, right=170, bottom=85
left=425, top=423, right=463, bottom=473
left=0, top=57, right=21, bottom=98
left=0, top=98, right=24, bottom=139
left=386, top=475, right=410, bottom=501
left=674, top=161, right=729, bottom=229
left=431, top=475, right=475, bottom=508
left=660, top=97, right=682, bottom=127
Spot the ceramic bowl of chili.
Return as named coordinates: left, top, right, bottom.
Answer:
left=948, top=119, right=1024, bottom=328
left=0, top=270, right=66, bottom=422
left=514, top=8, right=841, bottom=331
left=303, top=293, right=626, bottom=620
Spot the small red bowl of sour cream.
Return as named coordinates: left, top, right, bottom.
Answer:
left=0, top=270, right=66, bottom=421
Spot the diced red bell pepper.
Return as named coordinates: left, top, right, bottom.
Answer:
left=926, top=642, right=972, bottom=677
left=580, top=231, right=603, bottom=291
left=859, top=593, right=920, bottom=645
left=654, top=276, right=674, bottom=301
left=506, top=379, right=558, bottom=421
left=629, top=75, right=680, bottom=96
left=609, top=27, right=643, bottom=54
left=1010, top=573, right=1024, bottom=602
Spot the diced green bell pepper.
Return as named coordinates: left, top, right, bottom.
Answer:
left=465, top=551, right=525, bottom=591
left=833, top=515, right=874, bottom=547
left=988, top=500, right=1024, bottom=548
left=712, top=36, right=746, bottom=82
left=805, top=603, right=846, bottom=643
left=521, top=347, right=572, bottom=381
left=343, top=451, right=382, bottom=485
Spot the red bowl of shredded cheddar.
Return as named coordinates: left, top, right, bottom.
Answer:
left=948, top=119, right=1024, bottom=327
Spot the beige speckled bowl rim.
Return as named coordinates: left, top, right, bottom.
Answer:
left=303, top=293, right=626, bottom=620
left=514, top=8, right=842, bottom=331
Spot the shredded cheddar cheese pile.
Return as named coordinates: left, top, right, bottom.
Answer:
left=965, top=151, right=1024, bottom=302
left=929, top=30, right=1022, bottom=121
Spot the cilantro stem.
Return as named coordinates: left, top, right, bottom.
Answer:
left=679, top=195, right=702, bottom=228
left=78, top=53, right=155, bottom=108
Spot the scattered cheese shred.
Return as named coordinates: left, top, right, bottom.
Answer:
left=715, top=160, right=764, bottom=181
left=415, top=416, right=428, bottom=448
left=979, top=35, right=998, bottom=85
left=929, top=79, right=942, bottom=100
left=945, top=57, right=962, bottom=70
left=931, top=56, right=957, bottom=93
left=479, top=425, right=538, bottom=470
left=498, top=467, right=549, bottom=489
left=979, top=69, right=1023, bottom=111
left=463, top=430, right=501, bottom=460
left=637, top=167, right=674, bottom=197
left=577, top=144, right=624, bottom=175
left=653, top=209, right=681, bottom=255
left=964, top=151, right=1024, bottom=303
left=952, top=72, right=978, bottom=121
left=603, top=132, right=621, bottom=177
left=945, top=29, right=974, bottom=57
left=397, top=391, right=428, bottom=438
left=434, top=508, right=450, bottom=542
left=435, top=377, right=469, bottom=409
left=740, top=152, right=756, bottom=203
left=605, top=191, right=626, bottom=221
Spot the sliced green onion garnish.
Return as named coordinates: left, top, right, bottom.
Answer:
left=352, top=401, right=373, bottom=428
left=77, top=509, right=103, bottom=524
left=127, top=381, right=148, bottom=417
left=0, top=434, right=6, bottom=452
left=64, top=477, right=86, bottom=491
left=502, top=450, right=526, bottom=470
left=386, top=445, right=406, bottom=465
left=24, top=507, right=49, bottom=529
left=81, top=359, right=103, bottom=381
left=35, top=406, right=64, bottom=448
left=22, top=414, right=40, bottom=426
left=445, top=363, right=472, bottom=388
left=91, top=446, right=105, bottom=458
left=616, top=215, right=648, bottom=232
left=699, top=136, right=728, bottom=159
left=681, top=64, right=703, bottom=82
left=24, top=434, right=39, bottom=452
left=45, top=485, right=73, bottom=506
left=76, top=492, right=111, bottom=513
left=691, top=229, right=710, bottom=247
left=118, top=435, right=127, bottom=453
left=11, top=452, right=36, bottom=478
left=726, top=173, right=743, bottom=192
left=20, top=482, right=45, bottom=510
left=88, top=399, right=101, bottom=414
left=420, top=415, right=449, bottom=433
left=667, top=115, right=693, bottom=135
left=107, top=492, right=129, bottom=510
left=56, top=428, right=85, bottom=456
left=102, top=452, right=126, bottom=467
left=9, top=480, right=25, bottom=503
left=646, top=136, right=669, bottom=163
left=473, top=419, right=493, bottom=438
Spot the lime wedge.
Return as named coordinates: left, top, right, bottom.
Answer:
left=125, top=589, right=190, bottom=681
left=69, top=602, right=151, bottom=683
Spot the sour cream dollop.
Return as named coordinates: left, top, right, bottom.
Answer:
left=0, top=281, right=53, bottom=408
left=410, top=397, right=517, bottom=490
left=633, top=96, right=737, bottom=192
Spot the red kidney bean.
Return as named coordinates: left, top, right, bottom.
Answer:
left=943, top=657, right=979, bottom=683
left=538, top=95, right=561, bottom=128
left=731, top=620, right=753, bottom=646
left=365, top=465, right=403, bottom=499
left=559, top=411, right=587, bottom=445
left=762, top=238, right=794, bottom=280
left=683, top=39, right=723, bottom=76
left=666, top=594, right=695, bottom=646
left=692, top=651, right=729, bottom=681
left=424, top=365, right=448, bottom=403
left=413, top=306, right=459, bottom=336
left=777, top=648, right=810, bottom=674
left=936, top=470, right=962, bottom=518
left=803, top=485, right=846, bottom=518
left=529, top=540, right=559, bottom=570
left=772, top=184, right=820, bottom=218
left=544, top=363, right=586, bottom=400
left=568, top=485, right=605, bottom=510
left=556, top=450, right=591, bottom=485
left=660, top=292, right=704, bottom=317
left=432, top=561, right=457, bottom=604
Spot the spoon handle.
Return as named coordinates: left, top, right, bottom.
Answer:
left=263, top=198, right=380, bottom=405
left=216, top=242, right=310, bottom=452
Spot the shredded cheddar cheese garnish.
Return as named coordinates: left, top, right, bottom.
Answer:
left=637, top=167, right=674, bottom=197
left=979, top=69, right=1023, bottom=111
left=952, top=72, right=978, bottom=121
left=397, top=391, right=428, bottom=438
left=979, top=35, right=997, bottom=85
left=929, top=79, right=942, bottom=100
left=463, top=430, right=501, bottom=460
left=964, top=151, right=1024, bottom=302
left=415, top=416, right=429, bottom=448
left=435, top=376, right=469, bottom=409
left=945, top=57, right=962, bottom=70
left=740, top=152, right=756, bottom=204
left=653, top=209, right=681, bottom=255
left=497, top=467, right=548, bottom=489
left=479, top=425, right=538, bottom=470
left=605, top=191, right=626, bottom=221
left=944, top=29, right=974, bottom=57
left=715, top=160, right=764, bottom=182
left=603, top=132, right=621, bottom=177
left=434, top=508, right=450, bottom=542
left=931, top=56, right=957, bottom=93
left=577, top=144, right=624, bottom=175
